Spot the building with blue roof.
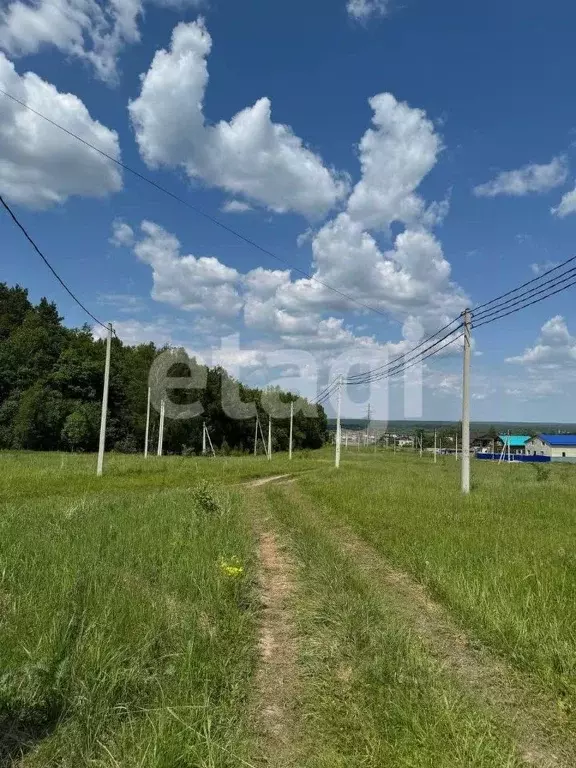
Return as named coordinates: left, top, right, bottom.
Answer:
left=498, top=435, right=531, bottom=455
left=526, top=434, right=576, bottom=461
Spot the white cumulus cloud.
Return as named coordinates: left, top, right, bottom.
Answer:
left=0, top=52, right=122, bottom=207
left=132, top=220, right=243, bottom=318
left=110, top=219, right=135, bottom=246
left=347, top=93, right=443, bottom=231
left=222, top=199, right=253, bottom=214
left=123, top=89, right=468, bottom=365
left=347, top=0, right=390, bottom=21
left=474, top=156, right=568, bottom=197
left=552, top=185, right=576, bottom=218
left=530, top=260, right=558, bottom=276
left=129, top=20, right=348, bottom=218
left=506, top=316, right=576, bottom=367
left=0, top=0, right=203, bottom=84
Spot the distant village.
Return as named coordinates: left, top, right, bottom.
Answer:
left=334, top=427, right=576, bottom=463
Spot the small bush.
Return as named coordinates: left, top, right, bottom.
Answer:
left=192, top=481, right=221, bottom=515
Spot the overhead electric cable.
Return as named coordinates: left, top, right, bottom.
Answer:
left=0, top=193, right=109, bottom=331
left=315, top=380, right=340, bottom=405
left=0, top=86, right=405, bottom=322
left=345, top=316, right=463, bottom=382
left=472, top=276, right=576, bottom=329
left=471, top=255, right=576, bottom=313
left=473, top=265, right=576, bottom=321
left=367, top=330, right=466, bottom=383
left=345, top=322, right=464, bottom=386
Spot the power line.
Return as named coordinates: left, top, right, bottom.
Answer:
left=345, top=315, right=462, bottom=382
left=316, top=259, right=576, bottom=402
left=372, top=330, right=465, bottom=383
left=473, top=264, right=576, bottom=321
left=316, top=324, right=464, bottom=406
left=357, top=267, right=576, bottom=384
left=316, top=379, right=340, bottom=405
left=0, top=193, right=109, bottom=331
left=471, top=255, right=576, bottom=313
left=4, top=89, right=575, bottom=367
left=0, top=86, right=401, bottom=323
left=346, top=322, right=464, bottom=386
left=315, top=316, right=463, bottom=404
left=472, top=276, right=576, bottom=329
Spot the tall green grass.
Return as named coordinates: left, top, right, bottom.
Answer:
left=0, top=450, right=313, bottom=503
left=3, top=447, right=575, bottom=764
left=300, top=450, right=576, bottom=716
left=259, top=483, right=521, bottom=767
left=0, top=470, right=259, bottom=765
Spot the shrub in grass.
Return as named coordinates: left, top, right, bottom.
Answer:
left=192, top=480, right=222, bottom=515
left=534, top=464, right=551, bottom=482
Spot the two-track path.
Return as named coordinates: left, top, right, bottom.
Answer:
left=243, top=474, right=575, bottom=768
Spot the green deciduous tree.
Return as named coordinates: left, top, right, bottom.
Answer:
left=0, top=283, right=327, bottom=454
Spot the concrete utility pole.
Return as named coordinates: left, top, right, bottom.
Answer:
left=157, top=399, right=165, bottom=456
left=144, top=386, right=151, bottom=459
left=434, top=429, right=437, bottom=464
left=419, top=434, right=423, bottom=459
left=365, top=403, right=371, bottom=447
left=455, top=434, right=458, bottom=461
left=97, top=322, right=112, bottom=477
left=254, top=416, right=259, bottom=457
left=268, top=418, right=272, bottom=461
left=335, top=375, right=342, bottom=469
left=202, top=421, right=207, bottom=455
left=289, top=402, right=294, bottom=460
left=461, top=308, right=472, bottom=494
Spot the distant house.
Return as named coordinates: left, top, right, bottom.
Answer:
left=471, top=432, right=501, bottom=452
left=498, top=435, right=532, bottom=456
left=525, top=434, right=576, bottom=461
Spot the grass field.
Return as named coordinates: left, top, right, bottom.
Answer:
left=1, top=448, right=575, bottom=766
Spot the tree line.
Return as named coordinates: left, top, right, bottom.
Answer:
left=0, top=283, right=328, bottom=454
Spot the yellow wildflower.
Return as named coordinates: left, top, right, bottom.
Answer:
left=219, top=556, right=244, bottom=578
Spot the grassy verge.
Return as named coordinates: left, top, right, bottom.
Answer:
left=300, top=450, right=576, bottom=715
left=257, top=481, right=521, bottom=768
left=0, top=449, right=320, bottom=503
left=0, top=480, right=258, bottom=766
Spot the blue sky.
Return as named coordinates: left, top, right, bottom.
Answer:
left=2, top=0, right=576, bottom=422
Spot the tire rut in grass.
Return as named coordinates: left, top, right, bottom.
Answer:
left=343, top=533, right=574, bottom=768
left=246, top=475, right=292, bottom=488
left=285, top=484, right=574, bottom=768
left=253, top=525, right=299, bottom=766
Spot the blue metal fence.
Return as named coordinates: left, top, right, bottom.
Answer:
left=476, top=453, right=551, bottom=463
